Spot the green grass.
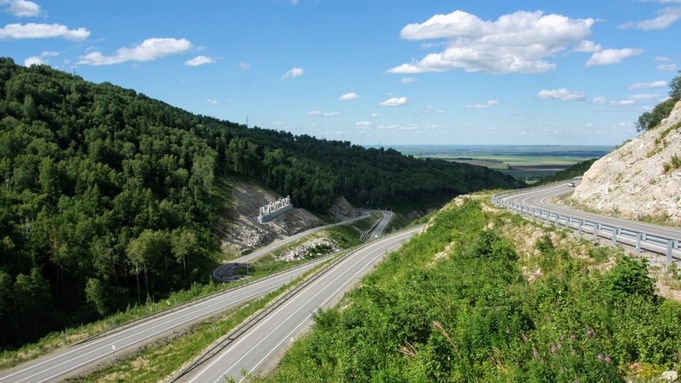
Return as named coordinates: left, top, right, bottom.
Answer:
left=254, top=194, right=681, bottom=383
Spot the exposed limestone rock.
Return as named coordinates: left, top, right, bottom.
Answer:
left=571, top=100, right=681, bottom=224
left=328, top=196, right=362, bottom=221
left=218, top=181, right=362, bottom=258
left=218, top=181, right=324, bottom=257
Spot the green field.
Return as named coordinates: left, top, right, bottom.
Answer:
left=389, top=145, right=613, bottom=182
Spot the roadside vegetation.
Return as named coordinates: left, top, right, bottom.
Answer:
left=253, top=195, right=681, bottom=382
left=0, top=218, right=370, bottom=370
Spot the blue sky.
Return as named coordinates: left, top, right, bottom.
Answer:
left=1, top=0, right=680, bottom=146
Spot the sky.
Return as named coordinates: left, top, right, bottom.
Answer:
left=1, top=0, right=680, bottom=147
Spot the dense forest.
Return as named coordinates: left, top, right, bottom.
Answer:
left=0, top=57, right=522, bottom=347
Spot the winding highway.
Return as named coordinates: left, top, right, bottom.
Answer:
left=178, top=227, right=421, bottom=383
left=0, top=210, right=388, bottom=382
left=498, top=181, right=681, bottom=259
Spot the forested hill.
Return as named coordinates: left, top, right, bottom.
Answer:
left=0, top=57, right=522, bottom=347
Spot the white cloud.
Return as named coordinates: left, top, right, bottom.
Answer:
left=619, top=6, right=681, bottom=30
left=400, top=77, right=416, bottom=83
left=628, top=80, right=667, bottom=89
left=307, top=110, right=338, bottom=116
left=185, top=55, right=215, bottom=66
left=538, top=88, right=586, bottom=101
left=423, top=105, right=444, bottom=114
left=281, top=67, right=303, bottom=79
left=240, top=62, right=250, bottom=70
left=379, top=97, right=408, bottom=107
left=204, top=99, right=218, bottom=105
left=77, top=38, right=192, bottom=66
left=591, top=95, right=651, bottom=106
left=339, top=92, right=360, bottom=101
left=657, top=63, right=678, bottom=71
left=23, top=55, right=44, bottom=66
left=1, top=0, right=42, bottom=17
left=0, top=23, right=90, bottom=40
left=371, top=113, right=382, bottom=117
left=628, top=93, right=659, bottom=100
left=585, top=48, right=643, bottom=66
left=388, top=10, right=595, bottom=74
left=574, top=40, right=602, bottom=53
left=23, top=50, right=57, bottom=66
left=466, top=100, right=499, bottom=109
left=356, top=121, right=371, bottom=127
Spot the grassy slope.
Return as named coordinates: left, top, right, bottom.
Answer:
left=255, top=194, right=681, bottom=383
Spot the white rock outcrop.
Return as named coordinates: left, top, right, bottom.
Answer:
left=571, top=100, right=681, bottom=224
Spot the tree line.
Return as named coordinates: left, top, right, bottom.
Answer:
left=0, top=57, right=523, bottom=347
left=636, top=71, right=680, bottom=132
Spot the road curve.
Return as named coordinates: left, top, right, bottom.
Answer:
left=179, top=227, right=421, bottom=383
left=499, top=182, right=681, bottom=253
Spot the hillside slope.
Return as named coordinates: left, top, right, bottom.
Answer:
left=0, top=57, right=524, bottom=347
left=572, top=100, right=681, bottom=224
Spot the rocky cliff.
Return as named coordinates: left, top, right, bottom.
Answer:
left=217, top=181, right=362, bottom=257
left=571, top=100, right=681, bottom=224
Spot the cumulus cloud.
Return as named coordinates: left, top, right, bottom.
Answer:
left=380, top=97, right=408, bottom=107
left=1, top=0, right=43, bottom=17
left=585, top=48, right=643, bottom=66
left=204, top=99, right=218, bottom=105
left=0, top=23, right=90, bottom=40
left=538, top=88, right=586, bottom=101
left=281, top=67, right=303, bottom=79
left=619, top=6, right=681, bottom=30
left=339, top=92, right=360, bottom=101
left=185, top=55, right=215, bottom=66
left=400, top=77, right=416, bottom=83
left=628, top=80, right=667, bottom=89
left=574, top=40, right=602, bottom=53
left=466, top=100, right=499, bottom=109
left=356, top=121, right=371, bottom=127
left=388, top=10, right=595, bottom=74
left=23, top=50, right=57, bottom=66
left=77, top=38, right=192, bottom=66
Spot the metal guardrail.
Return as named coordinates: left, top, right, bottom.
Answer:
left=492, top=190, right=681, bottom=263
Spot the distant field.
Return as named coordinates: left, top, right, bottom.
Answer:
left=388, top=145, right=613, bottom=182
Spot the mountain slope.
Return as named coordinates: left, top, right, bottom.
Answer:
left=0, top=57, right=522, bottom=347
left=571, top=100, right=681, bottom=224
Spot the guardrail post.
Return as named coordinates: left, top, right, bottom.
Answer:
left=636, top=233, right=642, bottom=254
left=593, top=223, right=600, bottom=240
left=667, top=240, right=673, bottom=263
left=612, top=228, right=620, bottom=246
left=577, top=220, right=582, bottom=236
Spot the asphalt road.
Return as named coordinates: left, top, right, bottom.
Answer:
left=500, top=181, right=681, bottom=254
left=180, top=227, right=421, bottom=383
left=0, top=210, right=383, bottom=382
left=0, top=261, right=323, bottom=383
